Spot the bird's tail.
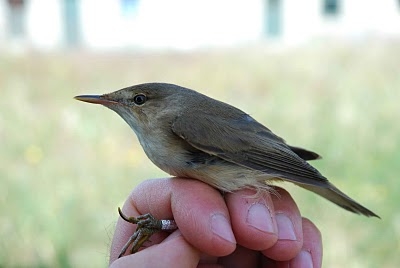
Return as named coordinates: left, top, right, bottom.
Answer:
left=299, top=182, right=379, bottom=218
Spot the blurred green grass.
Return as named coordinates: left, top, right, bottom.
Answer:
left=1, top=41, right=399, bottom=267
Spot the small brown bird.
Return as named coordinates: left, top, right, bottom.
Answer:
left=75, top=83, right=378, bottom=256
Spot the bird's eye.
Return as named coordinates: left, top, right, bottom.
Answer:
left=133, top=94, right=147, bottom=105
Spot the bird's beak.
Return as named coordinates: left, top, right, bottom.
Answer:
left=74, top=95, right=119, bottom=105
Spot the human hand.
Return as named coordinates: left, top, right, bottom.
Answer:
left=109, top=178, right=322, bottom=267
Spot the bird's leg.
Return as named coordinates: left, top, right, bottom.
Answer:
left=117, top=207, right=178, bottom=258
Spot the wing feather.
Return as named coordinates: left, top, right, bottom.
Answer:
left=172, top=113, right=328, bottom=187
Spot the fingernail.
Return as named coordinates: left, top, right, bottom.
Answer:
left=211, top=214, right=236, bottom=244
left=291, top=250, right=313, bottom=268
left=276, top=213, right=297, bottom=241
left=247, top=203, right=276, bottom=234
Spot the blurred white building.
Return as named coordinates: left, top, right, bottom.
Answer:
left=0, top=0, right=399, bottom=51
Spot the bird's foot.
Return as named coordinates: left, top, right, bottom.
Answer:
left=117, top=207, right=177, bottom=258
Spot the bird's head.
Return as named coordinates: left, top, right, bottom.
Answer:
left=75, top=83, right=195, bottom=135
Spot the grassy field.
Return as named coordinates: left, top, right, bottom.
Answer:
left=1, top=41, right=399, bottom=267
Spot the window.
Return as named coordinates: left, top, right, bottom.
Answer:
left=7, top=0, right=25, bottom=38
left=265, top=0, right=282, bottom=37
left=121, top=0, right=139, bottom=17
left=323, top=0, right=340, bottom=16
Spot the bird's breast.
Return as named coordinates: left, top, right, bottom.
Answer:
left=136, top=129, right=194, bottom=173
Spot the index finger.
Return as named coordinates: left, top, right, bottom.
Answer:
left=109, top=178, right=237, bottom=262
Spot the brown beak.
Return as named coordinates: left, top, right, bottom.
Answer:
left=74, top=95, right=119, bottom=105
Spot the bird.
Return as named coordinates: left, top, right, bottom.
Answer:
left=75, top=82, right=379, bottom=256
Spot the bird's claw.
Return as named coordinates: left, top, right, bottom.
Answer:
left=117, top=207, right=163, bottom=258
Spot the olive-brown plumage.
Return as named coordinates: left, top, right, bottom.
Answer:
left=75, top=83, right=378, bottom=218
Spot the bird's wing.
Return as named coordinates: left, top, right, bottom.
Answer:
left=288, top=145, right=321, bottom=161
left=171, top=113, right=328, bottom=187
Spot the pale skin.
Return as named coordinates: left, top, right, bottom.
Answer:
left=109, top=178, right=323, bottom=268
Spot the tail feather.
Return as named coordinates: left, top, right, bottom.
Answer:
left=299, top=182, right=380, bottom=218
